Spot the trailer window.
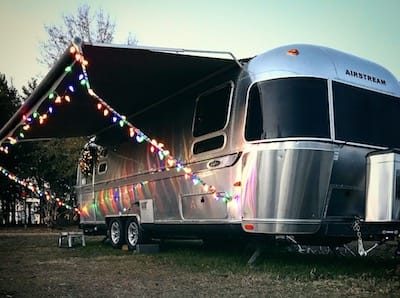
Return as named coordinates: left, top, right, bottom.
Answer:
left=98, top=162, right=107, bottom=174
left=193, top=135, right=225, bottom=154
left=193, top=83, right=232, bottom=137
left=245, top=77, right=329, bottom=141
left=333, top=82, right=400, bottom=148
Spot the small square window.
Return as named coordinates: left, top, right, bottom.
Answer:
left=98, top=162, right=107, bottom=174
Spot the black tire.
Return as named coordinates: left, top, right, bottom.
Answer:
left=109, top=219, right=125, bottom=248
left=126, top=218, right=144, bottom=250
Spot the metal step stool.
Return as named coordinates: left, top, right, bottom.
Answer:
left=58, top=231, right=86, bottom=248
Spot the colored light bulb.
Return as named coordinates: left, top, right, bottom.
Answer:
left=136, top=134, right=144, bottom=143
left=158, top=151, right=164, bottom=160
left=75, top=53, right=82, bottom=62
left=129, top=127, right=135, bottom=137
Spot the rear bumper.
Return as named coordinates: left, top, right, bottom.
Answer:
left=242, top=217, right=400, bottom=242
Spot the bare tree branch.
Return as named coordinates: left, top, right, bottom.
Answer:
left=127, top=32, right=138, bottom=45
left=38, top=4, right=123, bottom=68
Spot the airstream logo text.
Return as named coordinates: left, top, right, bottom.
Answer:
left=345, top=69, right=386, bottom=85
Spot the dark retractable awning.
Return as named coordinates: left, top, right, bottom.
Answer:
left=0, top=38, right=240, bottom=144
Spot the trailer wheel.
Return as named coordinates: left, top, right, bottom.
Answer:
left=109, top=219, right=124, bottom=248
left=126, top=218, right=143, bottom=250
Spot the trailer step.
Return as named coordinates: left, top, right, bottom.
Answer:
left=58, top=231, right=86, bottom=248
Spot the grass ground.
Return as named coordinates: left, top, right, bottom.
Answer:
left=0, top=227, right=399, bottom=297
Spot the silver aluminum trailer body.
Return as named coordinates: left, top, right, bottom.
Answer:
left=72, top=44, right=400, bottom=247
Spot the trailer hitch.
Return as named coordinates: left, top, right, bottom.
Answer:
left=352, top=218, right=390, bottom=256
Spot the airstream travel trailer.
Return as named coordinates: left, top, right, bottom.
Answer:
left=1, top=39, right=400, bottom=254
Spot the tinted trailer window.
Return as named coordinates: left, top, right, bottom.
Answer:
left=193, top=83, right=232, bottom=137
left=245, top=77, right=330, bottom=141
left=333, top=81, right=400, bottom=148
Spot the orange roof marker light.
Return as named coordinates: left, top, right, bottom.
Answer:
left=286, top=48, right=299, bottom=56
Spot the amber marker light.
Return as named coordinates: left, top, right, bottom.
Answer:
left=286, top=48, right=299, bottom=56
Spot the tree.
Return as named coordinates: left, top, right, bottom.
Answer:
left=24, top=137, right=85, bottom=196
left=0, top=74, right=20, bottom=127
left=21, top=77, right=38, bottom=99
left=39, top=4, right=117, bottom=67
left=0, top=73, right=21, bottom=225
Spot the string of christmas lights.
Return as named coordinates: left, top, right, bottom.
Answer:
left=0, top=43, right=233, bottom=203
left=69, top=45, right=232, bottom=202
left=0, top=165, right=43, bottom=195
left=0, top=77, right=76, bottom=153
left=0, top=165, right=78, bottom=212
left=0, top=145, right=8, bottom=154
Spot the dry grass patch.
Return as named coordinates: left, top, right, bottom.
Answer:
left=0, top=229, right=399, bottom=297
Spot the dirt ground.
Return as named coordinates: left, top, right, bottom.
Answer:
left=0, top=227, right=400, bottom=297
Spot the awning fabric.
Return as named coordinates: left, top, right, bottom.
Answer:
left=0, top=39, right=239, bottom=144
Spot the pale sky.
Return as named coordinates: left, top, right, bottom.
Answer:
left=0, top=0, right=399, bottom=92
